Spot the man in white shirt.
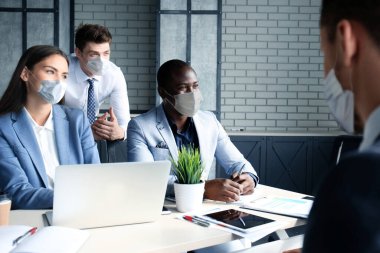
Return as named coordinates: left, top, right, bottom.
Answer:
left=65, top=24, right=130, bottom=141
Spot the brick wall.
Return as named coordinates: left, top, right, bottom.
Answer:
left=221, top=0, right=338, bottom=132
left=74, top=0, right=340, bottom=132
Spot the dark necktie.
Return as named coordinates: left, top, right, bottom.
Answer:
left=87, top=78, right=96, bottom=124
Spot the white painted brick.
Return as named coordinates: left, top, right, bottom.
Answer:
left=257, top=49, right=277, bottom=56
left=247, top=0, right=268, bottom=5
left=269, top=13, right=289, bottom=20
left=247, top=13, right=268, bottom=20
left=278, top=63, right=298, bottom=70
left=288, top=113, right=307, bottom=120
left=268, top=27, right=289, bottom=34
left=225, top=98, right=246, bottom=105
left=268, top=113, right=287, bottom=119
left=278, top=49, right=298, bottom=56
left=226, top=27, right=247, bottom=34
left=247, top=27, right=268, bottom=34
left=298, top=120, right=317, bottom=127
left=256, top=120, right=276, bottom=127
left=279, top=6, right=298, bottom=13
left=225, top=113, right=246, bottom=119
left=236, top=6, right=258, bottom=12
left=278, top=106, right=297, bottom=113
left=236, top=91, right=256, bottom=98
left=246, top=113, right=266, bottom=119
left=83, top=4, right=105, bottom=12
left=236, top=34, right=257, bottom=41
left=268, top=42, right=288, bottom=49
left=257, top=77, right=277, bottom=84
left=226, top=13, right=247, bottom=20
left=278, top=92, right=297, bottom=99
left=236, top=106, right=255, bottom=112
left=258, top=20, right=277, bottom=27
left=290, top=0, right=310, bottom=6
left=277, top=120, right=297, bottom=127
left=268, top=99, right=287, bottom=105
left=288, top=99, right=308, bottom=106
left=246, top=85, right=267, bottom=92
left=269, top=0, right=289, bottom=5
left=258, top=6, right=278, bottom=12
left=246, top=98, right=267, bottom=105
left=247, top=41, right=268, bottom=48
left=247, top=56, right=268, bottom=63
left=256, top=92, right=276, bottom=98
left=256, top=63, right=277, bottom=70
left=257, top=34, right=278, bottom=41
left=268, top=84, right=287, bottom=91
left=247, top=70, right=267, bottom=76
left=278, top=21, right=298, bottom=28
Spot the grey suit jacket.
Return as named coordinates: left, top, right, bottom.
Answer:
left=127, top=104, right=258, bottom=195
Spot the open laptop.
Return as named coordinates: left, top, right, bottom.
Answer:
left=48, top=161, right=171, bottom=229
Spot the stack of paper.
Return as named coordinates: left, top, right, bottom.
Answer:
left=242, top=197, right=313, bottom=219
left=0, top=225, right=89, bottom=253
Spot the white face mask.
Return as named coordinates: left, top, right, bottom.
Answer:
left=164, top=89, right=203, bottom=117
left=324, top=69, right=354, bottom=133
left=38, top=79, right=67, bottom=104
left=86, top=57, right=108, bottom=76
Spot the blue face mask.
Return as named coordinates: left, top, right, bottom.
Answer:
left=324, top=69, right=354, bottom=133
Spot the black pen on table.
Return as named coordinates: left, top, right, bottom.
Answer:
left=13, top=227, right=37, bottom=246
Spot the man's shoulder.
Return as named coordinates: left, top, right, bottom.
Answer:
left=131, top=106, right=158, bottom=123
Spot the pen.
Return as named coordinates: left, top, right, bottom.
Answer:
left=194, top=215, right=247, bottom=233
left=13, top=227, right=37, bottom=246
left=183, top=215, right=210, bottom=227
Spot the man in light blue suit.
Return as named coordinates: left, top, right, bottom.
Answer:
left=127, top=59, right=258, bottom=202
left=0, top=45, right=100, bottom=209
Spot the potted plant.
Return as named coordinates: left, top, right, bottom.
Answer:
left=171, top=146, right=205, bottom=212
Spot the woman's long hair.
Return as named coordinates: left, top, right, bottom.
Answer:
left=0, top=45, right=69, bottom=114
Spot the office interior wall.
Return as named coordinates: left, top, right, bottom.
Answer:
left=74, top=0, right=340, bottom=132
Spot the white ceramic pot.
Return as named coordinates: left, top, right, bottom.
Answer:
left=174, top=181, right=205, bottom=213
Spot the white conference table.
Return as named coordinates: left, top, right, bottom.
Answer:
left=10, top=184, right=308, bottom=253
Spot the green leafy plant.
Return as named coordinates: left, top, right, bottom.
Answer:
left=171, top=145, right=204, bottom=184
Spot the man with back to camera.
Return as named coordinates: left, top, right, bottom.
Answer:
left=64, top=23, right=130, bottom=141
left=127, top=59, right=258, bottom=202
left=302, top=1, right=380, bottom=252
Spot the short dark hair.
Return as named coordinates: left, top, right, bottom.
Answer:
left=75, top=24, right=112, bottom=51
left=0, top=45, right=68, bottom=114
left=321, top=0, right=380, bottom=46
left=157, top=59, right=195, bottom=89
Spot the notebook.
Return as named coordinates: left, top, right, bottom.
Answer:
left=49, top=161, right=171, bottom=229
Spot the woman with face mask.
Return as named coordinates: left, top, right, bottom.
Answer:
left=0, top=45, right=100, bottom=209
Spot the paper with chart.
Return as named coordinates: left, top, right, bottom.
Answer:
left=242, top=197, right=313, bottom=219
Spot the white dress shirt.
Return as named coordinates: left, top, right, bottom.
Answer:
left=24, top=107, right=60, bottom=189
left=64, top=54, right=131, bottom=135
left=359, top=106, right=380, bottom=151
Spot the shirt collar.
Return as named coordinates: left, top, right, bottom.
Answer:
left=359, top=106, right=380, bottom=151
left=24, top=107, right=54, bottom=132
left=163, top=106, right=193, bottom=134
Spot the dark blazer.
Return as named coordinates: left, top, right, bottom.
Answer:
left=303, top=138, right=380, bottom=253
left=0, top=105, right=100, bottom=209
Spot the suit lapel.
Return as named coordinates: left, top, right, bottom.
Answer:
left=193, top=113, right=211, bottom=178
left=156, top=104, right=178, bottom=161
left=12, top=109, right=49, bottom=187
left=53, top=105, right=71, bottom=164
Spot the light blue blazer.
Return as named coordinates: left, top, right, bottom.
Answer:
left=127, top=104, right=258, bottom=195
left=0, top=105, right=100, bottom=209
